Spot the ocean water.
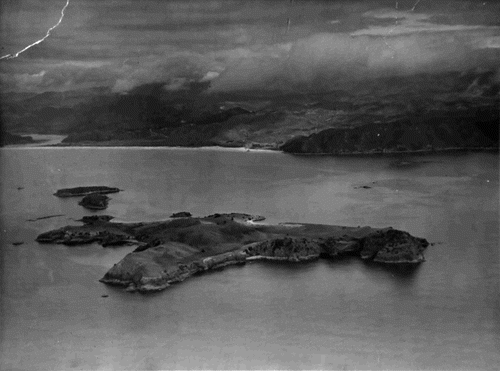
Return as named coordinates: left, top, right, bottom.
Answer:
left=0, top=147, right=498, bottom=370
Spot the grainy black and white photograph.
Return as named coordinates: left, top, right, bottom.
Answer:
left=0, top=0, right=499, bottom=370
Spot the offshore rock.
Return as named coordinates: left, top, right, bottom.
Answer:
left=79, top=215, right=115, bottom=224
left=78, top=193, right=110, bottom=210
left=170, top=212, right=192, bottom=218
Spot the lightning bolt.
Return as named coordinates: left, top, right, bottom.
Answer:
left=286, top=0, right=294, bottom=34
left=411, top=0, right=422, bottom=11
left=0, top=0, right=70, bottom=61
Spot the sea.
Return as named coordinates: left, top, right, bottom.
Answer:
left=0, top=141, right=498, bottom=370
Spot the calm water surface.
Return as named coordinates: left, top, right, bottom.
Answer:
left=0, top=148, right=498, bottom=370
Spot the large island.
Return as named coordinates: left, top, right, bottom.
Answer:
left=36, top=213, right=429, bottom=292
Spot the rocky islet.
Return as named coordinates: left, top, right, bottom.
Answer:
left=54, top=185, right=121, bottom=210
left=78, top=193, right=110, bottom=210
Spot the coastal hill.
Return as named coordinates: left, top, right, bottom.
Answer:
left=36, top=213, right=430, bottom=292
left=280, top=106, right=498, bottom=154
left=1, top=69, right=498, bottom=152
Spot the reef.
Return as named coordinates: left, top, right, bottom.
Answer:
left=36, top=213, right=429, bottom=292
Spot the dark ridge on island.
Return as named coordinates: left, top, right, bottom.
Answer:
left=54, top=186, right=120, bottom=197
left=35, top=213, right=429, bottom=292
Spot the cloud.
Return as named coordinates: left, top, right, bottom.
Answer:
left=163, top=77, right=188, bottom=91
left=110, top=52, right=222, bottom=93
left=2, top=2, right=499, bottom=94
left=208, top=28, right=491, bottom=92
left=0, top=62, right=117, bottom=92
left=205, top=5, right=500, bottom=93
left=200, top=71, right=220, bottom=82
left=0, top=70, right=45, bottom=92
left=477, top=36, right=500, bottom=49
left=352, top=8, right=491, bottom=36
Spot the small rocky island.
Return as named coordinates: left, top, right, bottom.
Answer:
left=54, top=186, right=120, bottom=198
left=170, top=211, right=192, bottom=218
left=78, top=193, right=110, bottom=210
left=36, top=212, right=430, bottom=292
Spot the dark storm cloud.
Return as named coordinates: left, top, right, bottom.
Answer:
left=1, top=0, right=499, bottom=93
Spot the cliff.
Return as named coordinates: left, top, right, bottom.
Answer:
left=36, top=213, right=429, bottom=292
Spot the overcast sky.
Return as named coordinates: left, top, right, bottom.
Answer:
left=1, top=0, right=499, bottom=93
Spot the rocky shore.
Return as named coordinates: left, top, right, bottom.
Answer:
left=36, top=213, right=429, bottom=292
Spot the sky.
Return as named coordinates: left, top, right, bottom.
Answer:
left=0, top=0, right=499, bottom=94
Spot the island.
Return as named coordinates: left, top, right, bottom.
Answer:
left=36, top=213, right=430, bottom=292
left=54, top=186, right=120, bottom=197
left=78, top=193, right=110, bottom=210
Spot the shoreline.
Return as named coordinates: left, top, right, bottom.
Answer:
left=1, top=142, right=497, bottom=157
left=0, top=144, right=280, bottom=153
left=282, top=146, right=499, bottom=156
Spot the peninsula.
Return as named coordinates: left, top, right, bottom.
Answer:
left=36, top=213, right=429, bottom=292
